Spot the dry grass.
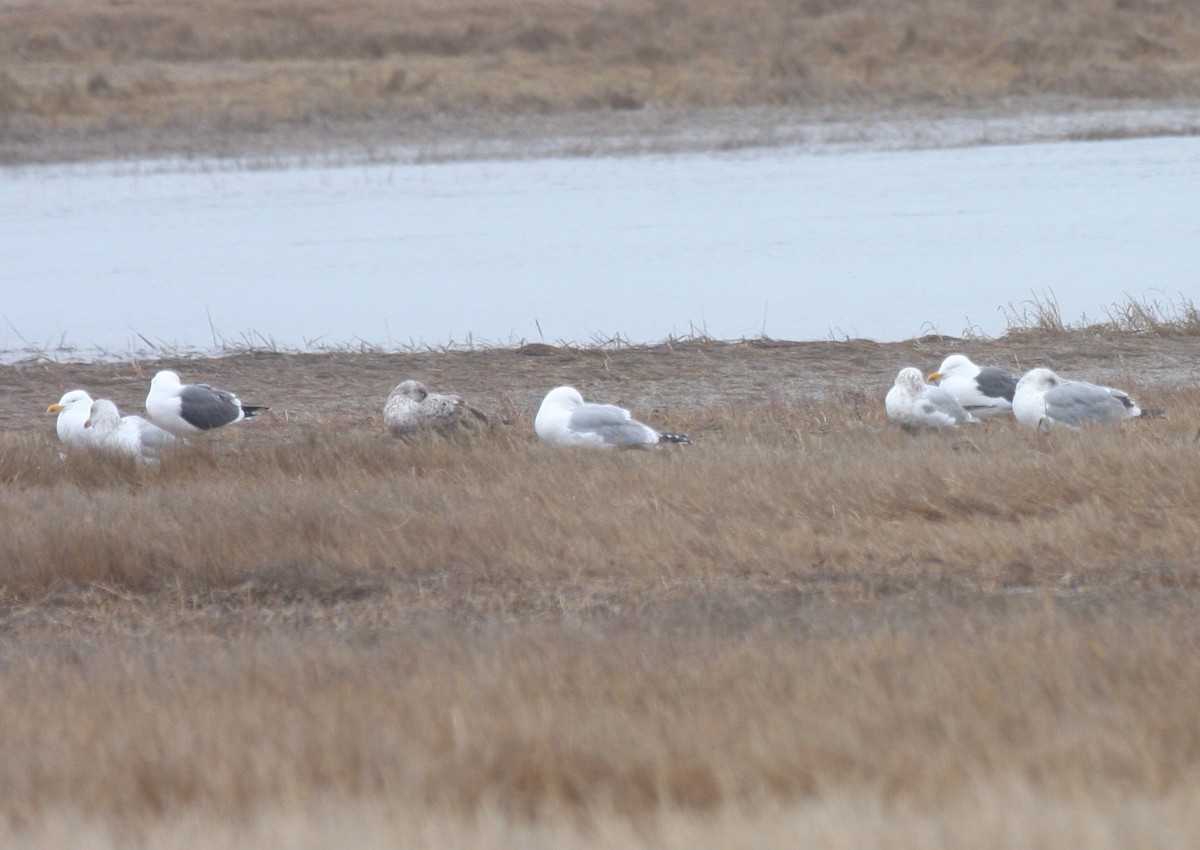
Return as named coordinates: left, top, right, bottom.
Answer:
left=2, top=0, right=1200, bottom=162
left=1003, top=291, right=1200, bottom=337
left=4, top=334, right=1200, bottom=844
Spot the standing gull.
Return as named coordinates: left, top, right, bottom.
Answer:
left=927, top=354, right=1018, bottom=420
left=47, top=389, right=101, bottom=451
left=1012, top=367, right=1157, bottom=432
left=885, top=367, right=978, bottom=432
left=85, top=399, right=180, bottom=462
left=535, top=386, right=690, bottom=449
left=145, top=370, right=267, bottom=438
left=384, top=379, right=488, bottom=437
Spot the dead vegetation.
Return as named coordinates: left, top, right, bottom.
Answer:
left=4, top=330, right=1200, bottom=845
left=2, top=0, right=1200, bottom=162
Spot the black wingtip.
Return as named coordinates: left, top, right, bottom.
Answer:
left=1138, top=408, right=1166, bottom=420
left=659, top=432, right=692, bottom=445
left=241, top=405, right=270, bottom=419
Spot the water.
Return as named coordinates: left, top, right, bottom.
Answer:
left=2, top=135, right=1197, bottom=360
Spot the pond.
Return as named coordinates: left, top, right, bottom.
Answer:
left=1, top=134, right=1197, bottom=360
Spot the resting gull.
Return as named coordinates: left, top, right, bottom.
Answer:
left=145, top=370, right=267, bottom=438
left=85, top=398, right=180, bottom=462
left=885, top=367, right=978, bottom=432
left=1012, top=367, right=1158, bottom=432
left=927, top=354, right=1018, bottom=420
left=47, top=389, right=101, bottom=451
left=535, top=386, right=690, bottom=449
left=384, top=379, right=488, bottom=437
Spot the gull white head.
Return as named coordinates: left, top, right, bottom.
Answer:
left=47, top=389, right=97, bottom=449
left=47, top=389, right=93, bottom=416
left=535, top=386, right=584, bottom=441
left=540, top=386, right=584, bottom=411
left=928, top=354, right=976, bottom=383
left=1017, top=367, right=1059, bottom=393
left=150, top=370, right=183, bottom=390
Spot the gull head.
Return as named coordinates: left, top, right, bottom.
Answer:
left=84, top=399, right=122, bottom=431
left=894, top=368, right=926, bottom=395
left=928, top=353, right=976, bottom=383
left=48, top=389, right=93, bottom=415
left=391, top=380, right=429, bottom=402
left=535, top=386, right=585, bottom=441
left=150, top=370, right=183, bottom=390
left=541, top=386, right=585, bottom=412
left=1017, top=367, right=1060, bottom=393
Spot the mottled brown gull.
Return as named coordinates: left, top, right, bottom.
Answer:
left=85, top=398, right=180, bottom=462
left=383, top=380, right=488, bottom=437
left=885, top=367, right=978, bottom=432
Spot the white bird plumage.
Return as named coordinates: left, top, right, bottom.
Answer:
left=1012, top=367, right=1148, bottom=432
left=534, top=386, right=690, bottom=449
left=47, top=389, right=100, bottom=451
left=885, top=367, right=978, bottom=432
left=145, top=370, right=267, bottom=438
left=84, top=398, right=180, bottom=462
left=927, top=354, right=1018, bottom=420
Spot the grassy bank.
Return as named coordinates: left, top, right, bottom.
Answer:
left=2, top=0, right=1200, bottom=162
left=4, top=325, right=1200, bottom=843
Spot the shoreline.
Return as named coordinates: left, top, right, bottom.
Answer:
left=4, top=98, right=1200, bottom=171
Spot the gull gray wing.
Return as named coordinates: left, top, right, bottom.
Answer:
left=131, top=416, right=178, bottom=459
left=178, top=385, right=243, bottom=430
left=926, top=386, right=975, bottom=425
left=569, top=403, right=658, bottom=446
left=974, top=367, right=1018, bottom=403
left=1044, top=381, right=1130, bottom=427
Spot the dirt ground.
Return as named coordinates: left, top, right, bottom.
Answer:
left=7, top=331, right=1199, bottom=440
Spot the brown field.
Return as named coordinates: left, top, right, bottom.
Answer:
left=4, top=323, right=1200, bottom=846
left=2, top=0, right=1200, bottom=163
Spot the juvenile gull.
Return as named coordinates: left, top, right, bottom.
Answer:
left=47, top=389, right=100, bottom=451
left=885, top=367, right=978, bottom=432
left=146, top=370, right=268, bottom=438
left=1012, top=367, right=1156, bottom=432
left=85, top=398, right=180, bottom=462
left=927, top=353, right=1018, bottom=420
left=384, top=379, right=488, bottom=437
left=534, top=386, right=690, bottom=449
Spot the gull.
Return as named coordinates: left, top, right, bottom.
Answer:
left=885, top=367, right=978, bottom=432
left=84, top=398, right=180, bottom=462
left=145, top=370, right=267, bottom=438
left=534, top=386, right=690, bottom=449
left=384, top=379, right=489, bottom=437
left=1012, top=367, right=1159, bottom=432
left=47, top=389, right=101, bottom=451
left=927, top=354, right=1018, bottom=420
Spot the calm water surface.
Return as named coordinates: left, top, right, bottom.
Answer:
left=2, top=135, right=1197, bottom=359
